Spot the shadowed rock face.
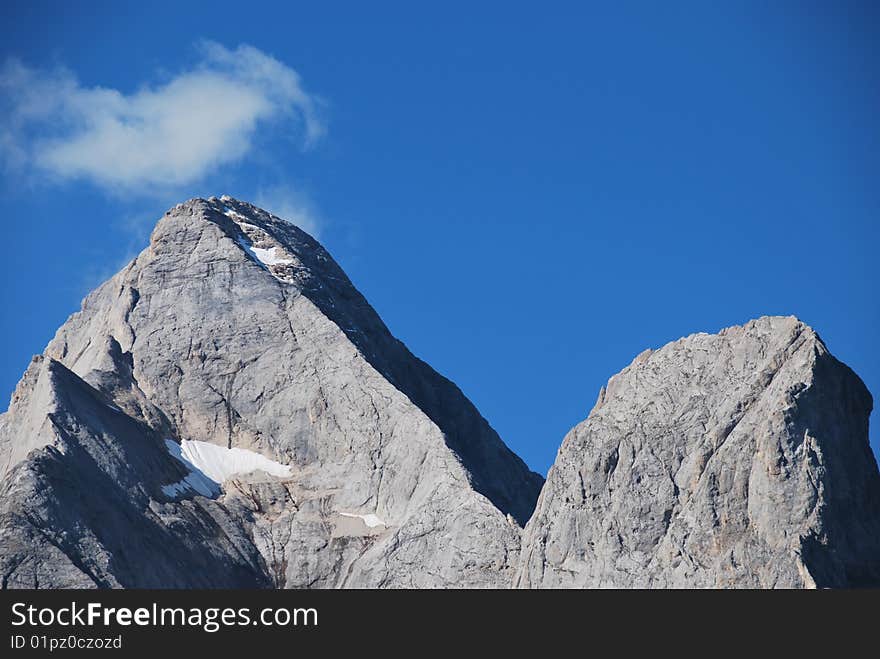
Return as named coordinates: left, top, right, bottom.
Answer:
left=0, top=197, right=543, bottom=589
left=515, top=316, right=880, bottom=588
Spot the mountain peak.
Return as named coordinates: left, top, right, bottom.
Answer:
left=518, top=315, right=880, bottom=588
left=1, top=195, right=543, bottom=588
left=1, top=197, right=876, bottom=589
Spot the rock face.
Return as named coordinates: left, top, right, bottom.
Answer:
left=0, top=196, right=543, bottom=588
left=516, top=316, right=880, bottom=588
left=2, top=198, right=878, bottom=590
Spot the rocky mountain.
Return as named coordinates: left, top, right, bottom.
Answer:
left=515, top=316, right=880, bottom=588
left=1, top=198, right=878, bottom=589
left=0, top=196, right=543, bottom=588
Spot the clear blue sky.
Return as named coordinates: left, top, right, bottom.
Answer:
left=1, top=1, right=877, bottom=474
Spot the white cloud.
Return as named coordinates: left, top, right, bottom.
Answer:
left=255, top=184, right=323, bottom=237
left=0, top=42, right=324, bottom=192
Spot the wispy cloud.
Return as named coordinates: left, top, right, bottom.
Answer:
left=255, top=184, right=323, bottom=238
left=0, top=42, right=324, bottom=193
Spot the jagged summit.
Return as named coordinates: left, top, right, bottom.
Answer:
left=517, top=314, right=880, bottom=588
left=0, top=197, right=542, bottom=588
left=154, top=196, right=332, bottom=284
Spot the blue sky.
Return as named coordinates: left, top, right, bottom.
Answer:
left=1, top=1, right=877, bottom=474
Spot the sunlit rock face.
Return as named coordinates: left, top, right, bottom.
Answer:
left=0, top=197, right=543, bottom=589
left=516, top=316, right=880, bottom=588
left=2, top=197, right=877, bottom=590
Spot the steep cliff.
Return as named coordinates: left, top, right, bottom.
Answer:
left=516, top=316, right=880, bottom=588
left=0, top=197, right=543, bottom=588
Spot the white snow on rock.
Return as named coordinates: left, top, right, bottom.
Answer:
left=238, top=221, right=261, bottom=233
left=339, top=512, right=386, bottom=528
left=178, top=439, right=293, bottom=482
left=162, top=440, right=220, bottom=498
left=222, top=205, right=247, bottom=221
left=235, top=235, right=294, bottom=270
left=252, top=243, right=294, bottom=267
left=224, top=209, right=295, bottom=274
left=162, top=439, right=292, bottom=499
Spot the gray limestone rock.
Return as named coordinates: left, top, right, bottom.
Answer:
left=2, top=197, right=877, bottom=590
left=0, top=197, right=542, bottom=588
left=515, top=316, right=880, bottom=588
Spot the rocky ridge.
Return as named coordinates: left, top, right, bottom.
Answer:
left=2, top=198, right=878, bottom=589
left=515, top=316, right=880, bottom=588
left=0, top=196, right=543, bottom=588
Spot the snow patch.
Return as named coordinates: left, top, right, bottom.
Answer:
left=222, top=205, right=247, bottom=221
left=162, top=439, right=292, bottom=499
left=235, top=235, right=294, bottom=269
left=178, top=439, right=293, bottom=482
left=339, top=512, right=386, bottom=528
left=252, top=244, right=294, bottom=267
left=162, top=440, right=220, bottom=498
left=220, top=204, right=294, bottom=279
